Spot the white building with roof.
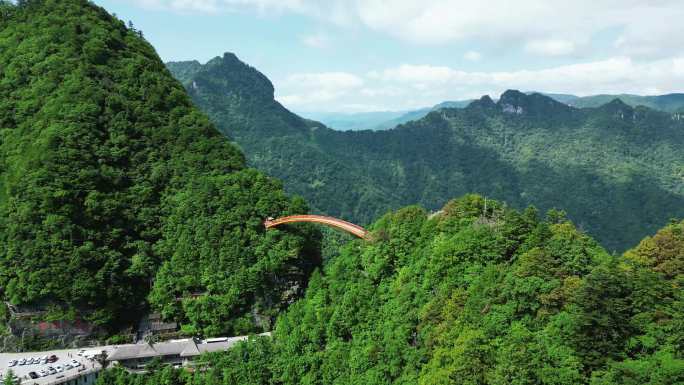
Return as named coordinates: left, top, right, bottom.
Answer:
left=106, top=334, right=269, bottom=370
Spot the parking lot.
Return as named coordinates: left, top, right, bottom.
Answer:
left=0, top=347, right=112, bottom=385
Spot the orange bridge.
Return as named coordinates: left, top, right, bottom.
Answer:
left=264, top=215, right=369, bottom=239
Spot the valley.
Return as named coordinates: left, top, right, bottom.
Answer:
left=168, top=54, right=684, bottom=252
left=0, top=1, right=682, bottom=384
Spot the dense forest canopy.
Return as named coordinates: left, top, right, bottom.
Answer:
left=0, top=0, right=320, bottom=335
left=0, top=2, right=682, bottom=384
left=167, top=55, right=684, bottom=252
left=97, top=196, right=684, bottom=384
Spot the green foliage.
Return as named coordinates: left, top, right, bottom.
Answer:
left=168, top=57, right=684, bottom=252
left=92, top=198, right=675, bottom=384
left=198, top=336, right=275, bottom=385
left=149, top=170, right=321, bottom=336
left=96, top=197, right=684, bottom=384
left=0, top=0, right=319, bottom=334
left=2, top=370, right=18, bottom=385
left=97, top=365, right=189, bottom=385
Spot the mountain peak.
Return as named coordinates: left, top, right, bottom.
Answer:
left=499, top=89, right=527, bottom=102
left=498, top=90, right=531, bottom=114
left=468, top=95, right=497, bottom=110
left=185, top=52, right=275, bottom=102
left=223, top=52, right=240, bottom=61
left=602, top=98, right=632, bottom=109
left=206, top=52, right=241, bottom=67
left=595, top=98, right=636, bottom=120
left=497, top=89, right=572, bottom=116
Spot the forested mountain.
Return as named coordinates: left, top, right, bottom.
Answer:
left=98, top=196, right=684, bottom=384
left=1, top=1, right=682, bottom=382
left=0, top=0, right=319, bottom=337
left=168, top=54, right=684, bottom=252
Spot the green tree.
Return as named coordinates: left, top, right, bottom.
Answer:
left=2, top=370, right=18, bottom=385
left=94, top=198, right=684, bottom=385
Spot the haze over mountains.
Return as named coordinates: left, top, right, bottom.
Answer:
left=167, top=53, right=684, bottom=252
left=303, top=100, right=473, bottom=131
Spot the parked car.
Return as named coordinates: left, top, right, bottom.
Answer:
left=70, top=359, right=81, bottom=367
left=48, top=354, right=58, bottom=363
left=76, top=350, right=85, bottom=356
left=18, top=358, right=26, bottom=365
left=64, top=363, right=73, bottom=370
left=7, top=360, right=17, bottom=367
left=55, top=364, right=64, bottom=372
left=28, top=371, right=39, bottom=379
left=47, top=366, right=57, bottom=375
left=38, top=370, right=48, bottom=377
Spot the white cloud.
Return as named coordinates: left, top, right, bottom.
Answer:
left=463, top=51, right=482, bottom=61
left=525, top=39, right=576, bottom=56
left=283, top=72, right=364, bottom=89
left=127, top=0, right=684, bottom=111
left=301, top=33, right=330, bottom=49
left=359, top=86, right=404, bottom=98
left=137, top=0, right=220, bottom=12
left=355, top=1, right=684, bottom=59
left=136, top=0, right=684, bottom=59
left=370, top=57, right=684, bottom=96
left=278, top=56, right=684, bottom=112
left=277, top=71, right=365, bottom=109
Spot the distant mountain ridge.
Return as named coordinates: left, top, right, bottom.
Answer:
left=167, top=53, right=684, bottom=252
left=299, top=110, right=407, bottom=131
left=565, top=93, right=684, bottom=112
left=374, top=100, right=473, bottom=130
left=300, top=92, right=684, bottom=132
left=302, top=99, right=473, bottom=131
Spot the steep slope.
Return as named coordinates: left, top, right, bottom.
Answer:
left=167, top=55, right=400, bottom=223
left=168, top=54, right=684, bottom=252
left=0, top=1, right=319, bottom=337
left=98, top=197, right=684, bottom=384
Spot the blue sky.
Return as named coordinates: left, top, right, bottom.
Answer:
left=92, top=0, right=684, bottom=113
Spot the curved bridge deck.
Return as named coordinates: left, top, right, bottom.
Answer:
left=264, top=215, right=369, bottom=239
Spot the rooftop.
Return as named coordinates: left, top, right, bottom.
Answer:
left=106, top=334, right=270, bottom=361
